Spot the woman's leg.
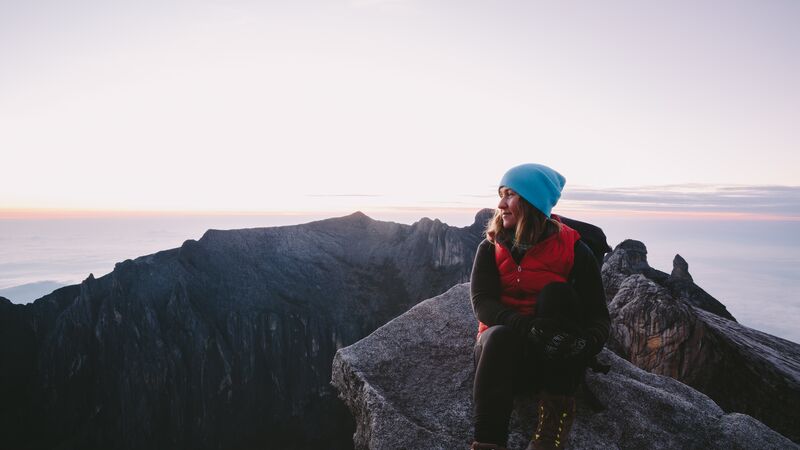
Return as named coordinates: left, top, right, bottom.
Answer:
left=535, top=282, right=587, bottom=395
left=473, top=325, right=523, bottom=446
left=524, top=282, right=589, bottom=449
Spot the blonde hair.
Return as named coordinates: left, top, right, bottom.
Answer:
left=485, top=195, right=561, bottom=247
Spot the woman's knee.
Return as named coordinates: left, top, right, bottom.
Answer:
left=479, top=325, right=516, bottom=347
left=475, top=325, right=518, bottom=363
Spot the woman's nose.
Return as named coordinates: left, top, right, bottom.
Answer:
left=497, top=196, right=507, bottom=209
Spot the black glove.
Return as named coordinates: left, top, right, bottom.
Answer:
left=526, top=317, right=559, bottom=348
left=528, top=319, right=558, bottom=346
left=542, top=331, right=589, bottom=360
left=527, top=319, right=600, bottom=363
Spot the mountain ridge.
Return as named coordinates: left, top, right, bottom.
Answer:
left=0, top=210, right=492, bottom=450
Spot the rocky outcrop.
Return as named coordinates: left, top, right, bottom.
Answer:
left=0, top=211, right=493, bottom=450
left=602, top=240, right=734, bottom=321
left=670, top=254, right=692, bottom=282
left=331, top=284, right=796, bottom=449
left=603, top=241, right=800, bottom=443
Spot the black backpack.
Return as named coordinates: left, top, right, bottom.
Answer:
left=559, top=216, right=612, bottom=266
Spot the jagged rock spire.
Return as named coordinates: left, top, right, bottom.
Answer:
left=671, top=254, right=693, bottom=282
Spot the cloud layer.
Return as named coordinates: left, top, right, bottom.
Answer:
left=559, top=185, right=800, bottom=219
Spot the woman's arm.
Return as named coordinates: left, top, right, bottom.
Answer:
left=470, top=239, right=533, bottom=337
left=570, top=240, right=610, bottom=354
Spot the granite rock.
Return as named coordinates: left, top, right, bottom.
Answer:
left=603, top=242, right=800, bottom=443
left=331, top=284, right=796, bottom=449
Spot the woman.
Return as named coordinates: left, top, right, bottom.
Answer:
left=470, top=164, right=610, bottom=450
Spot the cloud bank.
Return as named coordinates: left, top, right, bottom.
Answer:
left=559, top=185, right=800, bottom=220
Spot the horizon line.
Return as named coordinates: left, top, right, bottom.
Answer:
left=1, top=206, right=798, bottom=222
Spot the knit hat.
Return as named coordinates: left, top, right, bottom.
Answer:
left=499, top=163, right=566, bottom=217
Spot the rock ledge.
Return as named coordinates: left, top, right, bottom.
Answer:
left=332, top=284, right=796, bottom=450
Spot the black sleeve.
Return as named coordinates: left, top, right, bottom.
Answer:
left=470, top=239, right=533, bottom=337
left=570, top=240, right=610, bottom=354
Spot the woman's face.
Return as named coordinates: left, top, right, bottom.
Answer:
left=497, top=187, right=522, bottom=229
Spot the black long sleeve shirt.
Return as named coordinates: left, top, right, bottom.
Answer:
left=470, top=237, right=610, bottom=354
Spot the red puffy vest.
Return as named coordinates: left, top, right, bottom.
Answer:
left=477, top=222, right=581, bottom=336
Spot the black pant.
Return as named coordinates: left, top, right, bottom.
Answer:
left=472, top=282, right=587, bottom=446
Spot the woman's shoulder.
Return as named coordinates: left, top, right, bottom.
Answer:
left=573, top=239, right=602, bottom=269
left=478, top=238, right=495, bottom=251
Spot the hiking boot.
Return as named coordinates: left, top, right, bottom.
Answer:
left=525, top=393, right=576, bottom=450
left=470, top=441, right=508, bottom=450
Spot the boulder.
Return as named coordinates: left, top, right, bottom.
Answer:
left=331, top=284, right=796, bottom=449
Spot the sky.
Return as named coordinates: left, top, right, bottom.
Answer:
left=1, top=0, right=799, bottom=215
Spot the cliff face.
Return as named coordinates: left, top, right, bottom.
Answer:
left=602, top=240, right=800, bottom=443
left=331, top=284, right=797, bottom=449
left=0, top=211, right=492, bottom=450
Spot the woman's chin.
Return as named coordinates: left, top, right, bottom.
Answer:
left=502, top=219, right=516, bottom=229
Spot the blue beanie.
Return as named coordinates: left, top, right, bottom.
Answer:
left=499, top=163, right=566, bottom=217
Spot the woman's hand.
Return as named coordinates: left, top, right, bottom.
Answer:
left=528, top=320, right=597, bottom=362
left=527, top=318, right=559, bottom=347
left=542, top=332, right=588, bottom=360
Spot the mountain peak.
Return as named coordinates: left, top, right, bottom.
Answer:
left=346, top=210, right=371, bottom=220
left=671, top=254, right=693, bottom=281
